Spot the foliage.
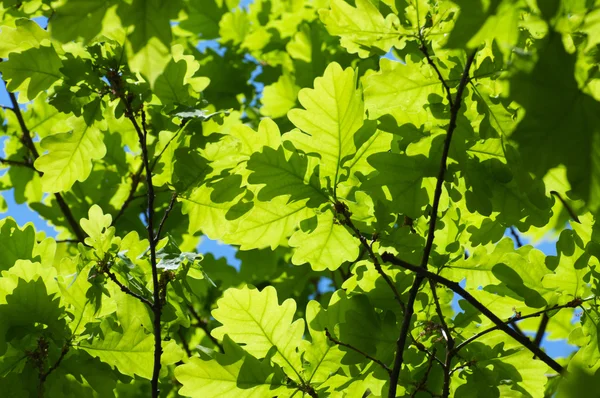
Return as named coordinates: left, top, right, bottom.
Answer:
left=0, top=0, right=600, bottom=397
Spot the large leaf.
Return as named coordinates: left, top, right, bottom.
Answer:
left=175, top=336, right=293, bottom=398
left=319, top=0, right=406, bottom=58
left=211, top=286, right=305, bottom=381
left=34, top=112, right=107, bottom=193
left=0, top=45, right=63, bottom=102
left=287, top=62, right=364, bottom=189
left=289, top=212, right=359, bottom=271
left=509, top=35, right=600, bottom=213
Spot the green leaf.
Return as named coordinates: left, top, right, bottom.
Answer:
left=246, top=144, right=328, bottom=206
left=175, top=336, right=293, bottom=398
left=211, top=285, right=305, bottom=381
left=80, top=204, right=115, bottom=256
left=0, top=278, right=67, bottom=356
left=0, top=45, right=63, bottom=102
left=118, top=0, right=180, bottom=84
left=260, top=72, right=300, bottom=118
left=509, top=35, right=600, bottom=213
left=362, top=152, right=431, bottom=218
left=50, top=0, right=116, bottom=43
left=0, top=218, right=36, bottom=272
left=289, top=212, right=359, bottom=271
left=364, top=56, right=451, bottom=127
left=287, top=62, right=364, bottom=188
left=34, top=113, right=107, bottom=193
left=319, top=0, right=406, bottom=58
left=223, top=196, right=313, bottom=250
left=446, top=0, right=521, bottom=49
left=0, top=18, right=50, bottom=57
left=78, top=315, right=182, bottom=379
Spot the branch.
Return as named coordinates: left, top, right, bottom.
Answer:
left=419, top=44, right=453, bottom=108
left=334, top=201, right=405, bottom=311
left=154, top=192, right=178, bottom=245
left=411, top=348, right=439, bottom=398
left=382, top=252, right=565, bottom=375
left=532, top=313, right=550, bottom=357
left=325, top=328, right=391, bottom=376
left=6, top=90, right=86, bottom=242
left=509, top=226, right=523, bottom=248
left=114, top=80, right=163, bottom=396
left=429, top=280, right=455, bottom=398
left=105, top=268, right=153, bottom=308
left=177, top=329, right=192, bottom=358
left=452, top=297, right=591, bottom=355
left=0, top=156, right=36, bottom=169
left=388, top=50, right=478, bottom=398
left=39, top=342, right=70, bottom=394
left=550, top=191, right=581, bottom=223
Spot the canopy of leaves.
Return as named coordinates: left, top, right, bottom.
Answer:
left=0, top=0, right=600, bottom=397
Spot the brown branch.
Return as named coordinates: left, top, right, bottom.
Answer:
left=388, top=50, right=478, bottom=398
left=325, top=328, right=391, bottom=376
left=382, top=252, right=565, bottom=375
left=154, top=192, right=177, bottom=245
left=6, top=90, right=86, bottom=242
left=334, top=201, right=405, bottom=311
left=550, top=191, right=580, bottom=223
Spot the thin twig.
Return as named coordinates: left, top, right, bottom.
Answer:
left=429, top=280, right=455, bottom=398
left=388, top=50, right=478, bottom=398
left=187, top=305, right=223, bottom=351
left=334, top=202, right=405, bottom=311
left=154, top=192, right=178, bottom=245
left=38, top=342, right=70, bottom=396
left=382, top=252, right=565, bottom=375
left=550, top=191, right=580, bottom=223
left=105, top=268, right=153, bottom=308
left=178, top=329, right=192, bottom=358
left=325, top=328, right=391, bottom=376
left=6, top=90, right=86, bottom=242
left=452, top=297, right=591, bottom=355
left=411, top=348, right=438, bottom=397
left=420, top=44, right=453, bottom=108
left=509, top=226, right=523, bottom=247
left=449, top=361, right=476, bottom=376
left=532, top=313, right=549, bottom=358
